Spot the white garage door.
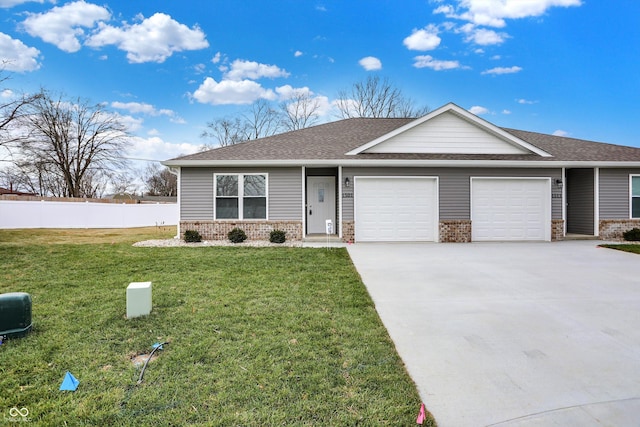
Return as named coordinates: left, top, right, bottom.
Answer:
left=471, top=178, right=551, bottom=241
left=355, top=177, right=438, bottom=242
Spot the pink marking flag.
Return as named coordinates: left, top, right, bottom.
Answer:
left=416, top=402, right=426, bottom=425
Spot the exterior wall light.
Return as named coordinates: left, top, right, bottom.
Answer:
left=344, top=177, right=350, bottom=188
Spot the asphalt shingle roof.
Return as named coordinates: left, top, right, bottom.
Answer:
left=168, top=117, right=640, bottom=163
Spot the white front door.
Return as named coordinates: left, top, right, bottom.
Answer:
left=307, top=176, right=336, bottom=234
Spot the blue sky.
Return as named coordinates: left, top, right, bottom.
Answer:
left=1, top=0, right=639, bottom=165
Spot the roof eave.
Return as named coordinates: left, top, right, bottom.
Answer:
left=162, top=159, right=640, bottom=168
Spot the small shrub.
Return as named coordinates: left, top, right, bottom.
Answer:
left=184, top=229, right=202, bottom=243
left=228, top=227, right=247, bottom=243
left=623, top=227, right=640, bottom=241
left=270, top=229, right=286, bottom=244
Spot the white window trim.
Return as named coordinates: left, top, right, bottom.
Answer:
left=630, top=174, right=640, bottom=219
left=214, top=173, right=269, bottom=220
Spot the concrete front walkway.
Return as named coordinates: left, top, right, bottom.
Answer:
left=347, top=241, right=640, bottom=427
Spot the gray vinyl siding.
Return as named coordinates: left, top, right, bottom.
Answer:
left=599, top=169, right=640, bottom=219
left=180, top=167, right=302, bottom=221
left=566, top=169, right=594, bottom=234
left=342, top=167, right=562, bottom=221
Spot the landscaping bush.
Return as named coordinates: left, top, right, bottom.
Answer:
left=623, top=227, right=640, bottom=241
left=184, top=229, right=202, bottom=243
left=269, top=229, right=286, bottom=244
left=228, top=227, right=247, bottom=243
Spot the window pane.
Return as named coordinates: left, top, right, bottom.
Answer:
left=633, top=197, right=640, bottom=219
left=216, top=198, right=238, bottom=219
left=216, top=175, right=238, bottom=197
left=244, top=175, right=266, bottom=196
left=633, top=177, right=640, bottom=197
left=243, top=197, right=266, bottom=219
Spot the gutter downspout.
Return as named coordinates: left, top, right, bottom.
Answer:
left=594, top=167, right=600, bottom=237
left=168, top=167, right=180, bottom=239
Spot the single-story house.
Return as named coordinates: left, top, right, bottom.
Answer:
left=163, top=102, right=640, bottom=243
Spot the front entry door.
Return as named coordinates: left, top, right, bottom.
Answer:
left=307, top=176, right=336, bottom=234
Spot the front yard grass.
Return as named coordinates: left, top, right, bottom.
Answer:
left=599, top=243, right=640, bottom=254
left=0, top=229, right=433, bottom=426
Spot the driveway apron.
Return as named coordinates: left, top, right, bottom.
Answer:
left=347, top=241, right=640, bottom=427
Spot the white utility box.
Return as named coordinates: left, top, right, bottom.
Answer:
left=127, top=281, right=152, bottom=318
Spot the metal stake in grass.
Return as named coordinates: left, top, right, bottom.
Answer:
left=137, top=342, right=169, bottom=384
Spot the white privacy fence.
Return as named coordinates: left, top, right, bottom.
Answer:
left=0, top=200, right=177, bottom=229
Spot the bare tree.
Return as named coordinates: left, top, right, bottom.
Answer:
left=19, top=91, right=131, bottom=197
left=110, top=170, right=140, bottom=196
left=200, top=117, right=249, bottom=148
left=143, top=163, right=177, bottom=196
left=280, top=90, right=321, bottom=131
left=241, top=99, right=283, bottom=140
left=201, top=100, right=284, bottom=148
left=335, top=75, right=428, bottom=119
left=0, top=68, right=41, bottom=150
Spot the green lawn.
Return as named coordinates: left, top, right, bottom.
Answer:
left=599, top=243, right=640, bottom=254
left=0, top=229, right=434, bottom=426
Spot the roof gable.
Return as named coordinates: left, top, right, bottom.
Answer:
left=347, top=103, right=552, bottom=157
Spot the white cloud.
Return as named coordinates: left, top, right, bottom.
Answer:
left=86, top=13, right=208, bottom=63
left=455, top=0, right=583, bottom=28
left=553, top=129, right=569, bottom=137
left=294, top=50, right=303, bottom=57
left=224, top=59, right=290, bottom=81
left=482, top=65, right=522, bottom=75
left=276, top=85, right=334, bottom=117
left=469, top=105, right=489, bottom=115
left=412, top=55, right=463, bottom=71
left=517, top=98, right=538, bottom=104
left=211, top=52, right=222, bottom=64
left=1, top=89, right=13, bottom=98
left=0, top=0, right=47, bottom=7
left=22, top=1, right=109, bottom=52
left=275, top=85, right=312, bottom=100
left=463, top=27, right=507, bottom=45
left=111, top=101, right=179, bottom=120
left=0, top=32, right=40, bottom=71
left=359, top=56, right=382, bottom=71
left=192, top=77, right=276, bottom=105
left=128, top=136, right=200, bottom=162
left=403, top=24, right=441, bottom=51
left=193, top=63, right=206, bottom=74
left=502, top=109, right=511, bottom=114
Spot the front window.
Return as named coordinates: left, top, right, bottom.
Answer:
left=215, top=174, right=267, bottom=220
left=632, top=175, right=640, bottom=218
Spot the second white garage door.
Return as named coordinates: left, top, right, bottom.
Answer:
left=354, top=177, right=438, bottom=242
left=471, top=178, right=551, bottom=241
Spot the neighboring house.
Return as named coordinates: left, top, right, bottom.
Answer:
left=163, top=103, right=640, bottom=243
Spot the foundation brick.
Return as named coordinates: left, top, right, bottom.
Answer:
left=439, top=220, right=472, bottom=243
left=551, top=219, right=565, bottom=241
left=599, top=219, right=640, bottom=240
left=180, top=220, right=302, bottom=242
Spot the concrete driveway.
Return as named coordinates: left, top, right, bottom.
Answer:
left=347, top=241, right=640, bottom=427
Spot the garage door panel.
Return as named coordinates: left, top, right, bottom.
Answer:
left=472, top=178, right=550, bottom=241
left=355, top=177, right=438, bottom=242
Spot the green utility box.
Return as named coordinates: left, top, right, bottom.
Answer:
left=0, top=292, right=32, bottom=338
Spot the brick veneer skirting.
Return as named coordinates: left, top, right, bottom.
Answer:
left=551, top=219, right=564, bottom=241
left=439, top=220, right=472, bottom=243
left=181, top=220, right=303, bottom=241
left=342, top=221, right=355, bottom=243
left=599, top=219, right=640, bottom=240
